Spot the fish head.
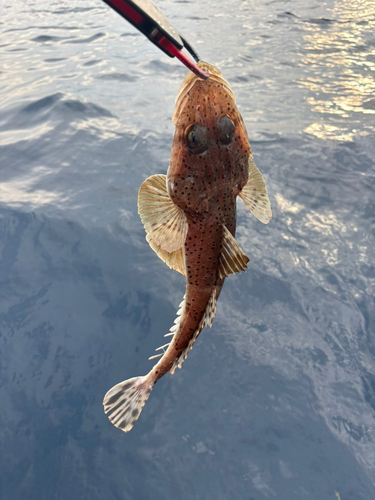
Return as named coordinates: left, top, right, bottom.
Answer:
left=167, top=62, right=251, bottom=213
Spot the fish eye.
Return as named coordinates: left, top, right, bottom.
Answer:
left=186, top=124, right=208, bottom=154
left=218, top=115, right=235, bottom=145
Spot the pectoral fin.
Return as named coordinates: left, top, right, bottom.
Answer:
left=146, top=234, right=186, bottom=276
left=239, top=157, right=272, bottom=224
left=219, top=226, right=250, bottom=279
left=138, top=174, right=188, bottom=252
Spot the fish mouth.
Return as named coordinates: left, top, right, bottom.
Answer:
left=172, top=61, right=236, bottom=124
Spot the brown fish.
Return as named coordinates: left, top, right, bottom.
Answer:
left=103, top=62, right=272, bottom=433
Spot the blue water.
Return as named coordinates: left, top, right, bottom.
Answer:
left=1, top=0, right=375, bottom=498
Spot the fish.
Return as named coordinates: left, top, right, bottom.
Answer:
left=103, top=61, right=272, bottom=433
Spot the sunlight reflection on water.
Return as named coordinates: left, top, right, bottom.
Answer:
left=301, top=0, right=375, bottom=140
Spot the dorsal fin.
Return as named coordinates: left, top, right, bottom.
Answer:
left=148, top=295, right=185, bottom=361
left=219, top=225, right=250, bottom=279
left=239, top=157, right=272, bottom=224
left=138, top=174, right=188, bottom=252
left=169, top=290, right=217, bottom=375
left=146, top=234, right=186, bottom=276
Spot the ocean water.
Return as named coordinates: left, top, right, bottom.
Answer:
left=0, top=0, right=374, bottom=498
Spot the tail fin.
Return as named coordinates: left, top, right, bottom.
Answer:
left=103, top=376, right=153, bottom=433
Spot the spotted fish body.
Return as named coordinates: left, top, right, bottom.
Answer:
left=103, top=62, right=272, bottom=432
